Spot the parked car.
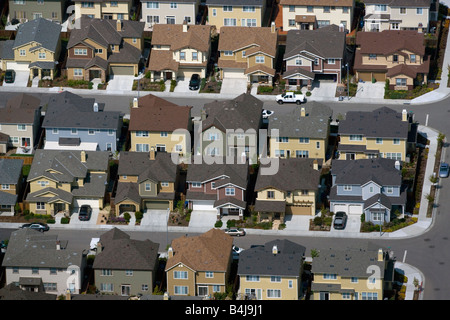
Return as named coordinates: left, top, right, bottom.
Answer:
left=225, top=228, right=246, bottom=236
left=333, top=211, right=348, bottom=230
left=439, top=162, right=449, bottom=178
left=4, top=69, right=15, bottom=83
left=78, top=205, right=92, bottom=221
left=262, top=109, right=274, bottom=119
left=276, top=91, right=305, bottom=104
left=189, top=74, right=201, bottom=90
left=20, top=222, right=49, bottom=232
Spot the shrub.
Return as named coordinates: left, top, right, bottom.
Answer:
left=258, top=86, right=274, bottom=93
left=61, top=217, right=70, bottom=224
left=123, top=212, right=131, bottom=222
left=306, top=91, right=312, bottom=96
left=46, top=219, right=56, bottom=224
left=215, top=220, right=223, bottom=228
left=313, top=216, right=323, bottom=226
left=135, top=211, right=143, bottom=221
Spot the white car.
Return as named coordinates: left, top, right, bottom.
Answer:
left=276, top=91, right=305, bottom=105
left=262, top=109, right=274, bottom=119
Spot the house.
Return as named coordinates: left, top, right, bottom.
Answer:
left=0, top=93, right=42, bottom=152
left=25, top=150, right=110, bottom=215
left=354, top=30, right=430, bottom=90
left=73, top=0, right=133, bottom=21
left=140, top=0, right=201, bottom=31
left=42, top=92, right=122, bottom=152
left=165, top=228, right=233, bottom=297
left=217, top=23, right=278, bottom=84
left=114, top=149, right=178, bottom=214
left=2, top=228, right=86, bottom=295
left=197, top=93, right=263, bottom=164
left=205, top=0, right=266, bottom=31
left=93, top=228, right=160, bottom=296
left=0, top=283, right=57, bottom=300
left=254, top=158, right=322, bottom=223
left=337, top=107, right=417, bottom=162
left=128, top=94, right=192, bottom=155
left=329, top=157, right=407, bottom=224
left=268, top=102, right=333, bottom=161
left=186, top=159, right=249, bottom=219
left=362, top=0, right=432, bottom=32
left=282, top=24, right=346, bottom=87
left=0, top=159, right=24, bottom=216
left=311, top=245, right=394, bottom=300
left=237, top=239, right=306, bottom=300
left=7, top=0, right=67, bottom=25
left=279, top=0, right=355, bottom=32
left=66, top=17, right=144, bottom=82
left=148, top=23, right=212, bottom=82
left=0, top=18, right=62, bottom=80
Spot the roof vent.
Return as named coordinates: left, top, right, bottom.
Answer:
left=272, top=245, right=278, bottom=255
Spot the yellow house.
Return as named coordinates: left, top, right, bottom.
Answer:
left=237, top=240, right=306, bottom=300
left=165, top=229, right=233, bottom=297
left=0, top=159, right=23, bottom=216
left=74, top=0, right=133, bottom=20
left=337, top=107, right=417, bottom=162
left=311, top=247, right=394, bottom=300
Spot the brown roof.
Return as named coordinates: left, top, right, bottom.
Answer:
left=280, top=0, right=354, bottom=6
left=165, top=228, right=233, bottom=272
left=129, top=94, right=191, bottom=132
left=295, top=15, right=317, bottom=23
left=218, top=26, right=278, bottom=57
left=245, top=64, right=276, bottom=76
left=0, top=94, right=41, bottom=124
left=217, top=59, right=247, bottom=69
left=148, top=50, right=179, bottom=72
left=356, top=30, right=426, bottom=56
left=151, top=24, right=212, bottom=52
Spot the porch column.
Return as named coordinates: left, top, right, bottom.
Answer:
left=239, top=208, right=243, bottom=218
left=50, top=69, right=54, bottom=80
left=29, top=69, right=33, bottom=81
left=216, top=208, right=221, bottom=220
left=38, top=69, right=42, bottom=80
left=150, top=71, right=155, bottom=82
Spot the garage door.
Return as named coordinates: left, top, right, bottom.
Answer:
left=373, top=72, right=386, bottom=82
left=333, top=204, right=347, bottom=213
left=75, top=198, right=100, bottom=209
left=349, top=204, right=363, bottom=215
left=357, top=72, right=372, bottom=82
left=287, top=205, right=312, bottom=215
left=144, top=200, right=169, bottom=210
left=192, top=200, right=215, bottom=211
left=6, top=61, right=29, bottom=71
left=179, top=68, right=201, bottom=80
left=110, top=65, right=134, bottom=76
left=223, top=69, right=247, bottom=79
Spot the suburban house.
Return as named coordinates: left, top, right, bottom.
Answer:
left=42, top=92, right=122, bottom=152
left=165, top=228, right=233, bottom=297
left=237, top=239, right=306, bottom=300
left=114, top=149, right=178, bottom=214
left=0, top=93, right=42, bottom=152
left=93, top=228, right=160, bottom=296
left=185, top=159, right=249, bottom=219
left=282, top=24, right=346, bottom=87
left=140, top=0, right=201, bottom=31
left=337, top=107, right=417, bottom=162
left=268, top=102, right=333, bottom=161
left=128, top=94, right=192, bottom=156
left=0, top=18, right=62, bottom=81
left=148, top=23, right=212, bottom=82
left=66, top=17, right=145, bottom=82
left=25, top=150, right=110, bottom=215
left=254, top=158, right=322, bottom=224
left=2, top=228, right=86, bottom=295
left=279, top=0, right=355, bottom=32
left=197, top=93, right=263, bottom=164
left=329, top=157, right=407, bottom=224
left=7, top=0, right=67, bottom=25
left=354, top=30, right=430, bottom=90
left=73, top=0, right=133, bottom=21
left=205, top=0, right=266, bottom=31
left=217, top=23, right=278, bottom=84
left=311, top=245, right=394, bottom=300
left=0, top=159, right=24, bottom=216
left=362, top=0, right=432, bottom=32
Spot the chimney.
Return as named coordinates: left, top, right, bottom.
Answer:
left=168, top=247, right=174, bottom=258
left=56, top=240, right=61, bottom=250
left=80, top=150, right=86, bottom=163
left=339, top=23, right=345, bottom=32
left=116, top=19, right=122, bottom=32
left=66, top=289, right=71, bottom=301
left=271, top=21, right=276, bottom=33
left=96, top=241, right=102, bottom=253
left=133, top=97, right=138, bottom=108
left=301, top=107, right=306, bottom=117
left=313, top=159, right=318, bottom=170
left=201, top=109, right=207, bottom=121
left=183, top=21, right=188, bottom=32
left=272, top=245, right=278, bottom=255
left=150, top=147, right=156, bottom=160
left=402, top=109, right=407, bottom=122
left=164, top=292, right=170, bottom=300
left=93, top=102, right=99, bottom=112
left=377, top=248, right=384, bottom=261
left=395, top=160, right=401, bottom=170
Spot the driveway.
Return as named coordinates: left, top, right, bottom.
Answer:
left=2, top=70, right=29, bottom=87
left=69, top=208, right=99, bottom=226
left=107, top=75, right=135, bottom=92
left=309, top=80, right=337, bottom=99
left=140, top=209, right=169, bottom=230
left=173, top=78, right=197, bottom=93
left=354, top=81, right=385, bottom=100
left=189, top=210, right=217, bottom=231
left=220, top=77, right=247, bottom=95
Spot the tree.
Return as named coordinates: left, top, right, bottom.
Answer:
left=311, top=249, right=320, bottom=258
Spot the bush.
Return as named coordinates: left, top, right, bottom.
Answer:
left=306, top=91, right=312, bottom=96
left=215, top=220, right=223, bottom=228
left=313, top=216, right=323, bottom=226
left=135, top=211, right=143, bottom=221
left=123, top=212, right=131, bottom=222
left=258, top=86, right=274, bottom=93
left=46, top=219, right=56, bottom=224
left=61, top=217, right=70, bottom=224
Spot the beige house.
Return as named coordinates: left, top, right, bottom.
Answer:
left=217, top=24, right=278, bottom=84
left=280, top=0, right=355, bottom=31
left=74, top=0, right=133, bottom=21
left=165, top=228, right=233, bottom=297
left=148, top=23, right=212, bottom=81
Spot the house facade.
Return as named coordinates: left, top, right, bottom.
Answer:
left=8, top=0, right=67, bottom=25
left=237, top=240, right=306, bottom=300
left=148, top=23, right=212, bottom=81
left=217, top=24, right=278, bottom=84
left=165, top=228, right=233, bottom=297
left=73, top=0, right=133, bottom=21
left=0, top=159, right=24, bottom=215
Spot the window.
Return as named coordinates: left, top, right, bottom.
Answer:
left=369, top=54, right=377, bottom=60
left=108, top=129, right=114, bottom=136
left=296, top=150, right=309, bottom=158
left=275, top=149, right=285, bottom=157
left=246, top=275, right=260, bottom=282
left=166, top=16, right=176, bottom=24
left=375, top=5, right=387, bottom=11
left=100, top=283, right=113, bottom=292
left=271, top=276, right=281, bottom=282
left=299, top=137, right=310, bottom=143
left=256, top=56, right=265, bottom=63
left=106, top=143, right=112, bottom=151
left=13, top=267, right=19, bottom=274
left=223, top=6, right=232, bottom=12
left=385, top=152, right=402, bottom=160
left=50, top=268, right=57, bottom=275
left=206, top=272, right=214, bottom=278
left=174, top=286, right=188, bottom=295
left=323, top=274, right=337, bottom=279
left=376, top=138, right=383, bottom=144
left=71, top=128, right=77, bottom=134
left=136, top=131, right=149, bottom=137
left=135, top=144, right=149, bottom=152
left=225, top=188, right=235, bottom=196
left=192, top=52, right=198, bottom=60
left=81, top=2, right=94, bottom=8
left=32, top=268, right=39, bottom=274
left=385, top=186, right=394, bottom=194
left=101, top=269, right=113, bottom=276
left=142, top=284, right=149, bottom=291
left=17, top=124, right=26, bottom=131
left=174, top=271, right=188, bottom=279
left=14, top=0, right=25, bottom=4
left=36, top=202, right=45, bottom=210
left=307, top=6, right=313, bottom=12
left=224, top=51, right=233, bottom=56
left=74, top=48, right=87, bottom=55
left=351, top=277, right=358, bottom=283
left=244, top=6, right=256, bottom=12
left=343, top=185, right=352, bottom=191
left=224, top=18, right=237, bottom=26
left=393, top=139, right=400, bottom=145
left=145, top=183, right=151, bottom=191
left=125, top=270, right=133, bottom=276
left=323, top=6, right=330, bottom=13
left=316, top=141, right=320, bottom=149
left=342, top=292, right=351, bottom=299
left=391, top=23, right=400, bottom=30
left=361, top=292, right=378, bottom=300
left=267, top=191, right=275, bottom=199
left=38, top=51, right=46, bottom=59
left=88, top=129, right=95, bottom=135
left=207, top=132, right=220, bottom=141
left=417, top=8, right=423, bottom=15
left=38, top=181, right=49, bottom=187
left=267, top=289, right=281, bottom=298
left=396, top=78, right=407, bottom=86
left=44, top=283, right=57, bottom=291
left=242, top=18, right=257, bottom=27
left=288, top=19, right=296, bottom=27
left=147, top=15, right=159, bottom=24
left=343, top=7, right=349, bottom=13
left=393, top=55, right=399, bottom=62
left=410, top=54, right=416, bottom=63
left=175, top=145, right=183, bottom=152
left=295, top=59, right=302, bottom=65
left=191, top=182, right=201, bottom=188
left=288, top=280, right=293, bottom=288
left=212, top=9, right=217, bottom=16
left=327, top=58, right=335, bottom=64
left=52, top=128, right=58, bottom=134
left=161, top=182, right=169, bottom=187
left=1, top=185, right=10, bottom=190
left=147, top=2, right=159, bottom=9
left=160, top=131, right=168, bottom=137
left=180, top=52, right=186, bottom=60
left=400, top=7, right=406, bottom=14
left=110, top=1, right=118, bottom=6
left=19, top=49, right=26, bottom=56
left=276, top=137, right=288, bottom=143
left=372, top=212, right=384, bottom=221
left=314, top=57, right=320, bottom=65
left=74, top=69, right=83, bottom=76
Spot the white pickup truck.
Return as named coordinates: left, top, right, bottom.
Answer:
left=276, top=91, right=306, bottom=105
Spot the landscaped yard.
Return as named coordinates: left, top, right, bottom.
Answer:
left=39, top=77, right=94, bottom=89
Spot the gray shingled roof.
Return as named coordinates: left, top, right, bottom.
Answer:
left=0, top=191, right=18, bottom=206
left=205, top=0, right=263, bottom=5
left=13, top=18, right=61, bottom=53
left=362, top=0, right=431, bottom=6
left=0, top=158, right=23, bottom=184
left=0, top=40, right=14, bottom=60
left=186, top=160, right=248, bottom=189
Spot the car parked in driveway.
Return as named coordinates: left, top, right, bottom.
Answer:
left=439, top=162, right=449, bottom=178
left=4, top=69, right=15, bottom=83
left=78, top=205, right=92, bottom=221
left=225, top=228, right=246, bottom=236
left=189, top=74, right=201, bottom=90
left=333, top=211, right=347, bottom=230
left=20, top=222, right=49, bottom=232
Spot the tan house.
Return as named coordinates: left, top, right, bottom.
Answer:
left=165, top=228, right=233, bottom=297
left=25, top=150, right=110, bottom=215
left=311, top=246, right=394, bottom=300
left=148, top=23, right=212, bottom=81
left=337, top=107, right=418, bottom=162
left=128, top=94, right=192, bottom=156
left=354, top=30, right=430, bottom=90
left=74, top=0, right=133, bottom=21
left=66, top=17, right=144, bottom=82
left=0, top=159, right=24, bottom=215
left=205, top=0, right=266, bottom=31
left=217, top=23, right=278, bottom=84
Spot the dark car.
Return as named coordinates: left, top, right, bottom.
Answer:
left=78, top=205, right=92, bottom=221
left=189, top=74, right=201, bottom=90
left=439, top=162, right=449, bottom=178
left=4, top=69, right=15, bottom=83
left=333, top=211, right=348, bottom=230
left=20, top=222, right=49, bottom=232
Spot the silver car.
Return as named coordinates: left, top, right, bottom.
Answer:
left=439, top=163, right=449, bottom=178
